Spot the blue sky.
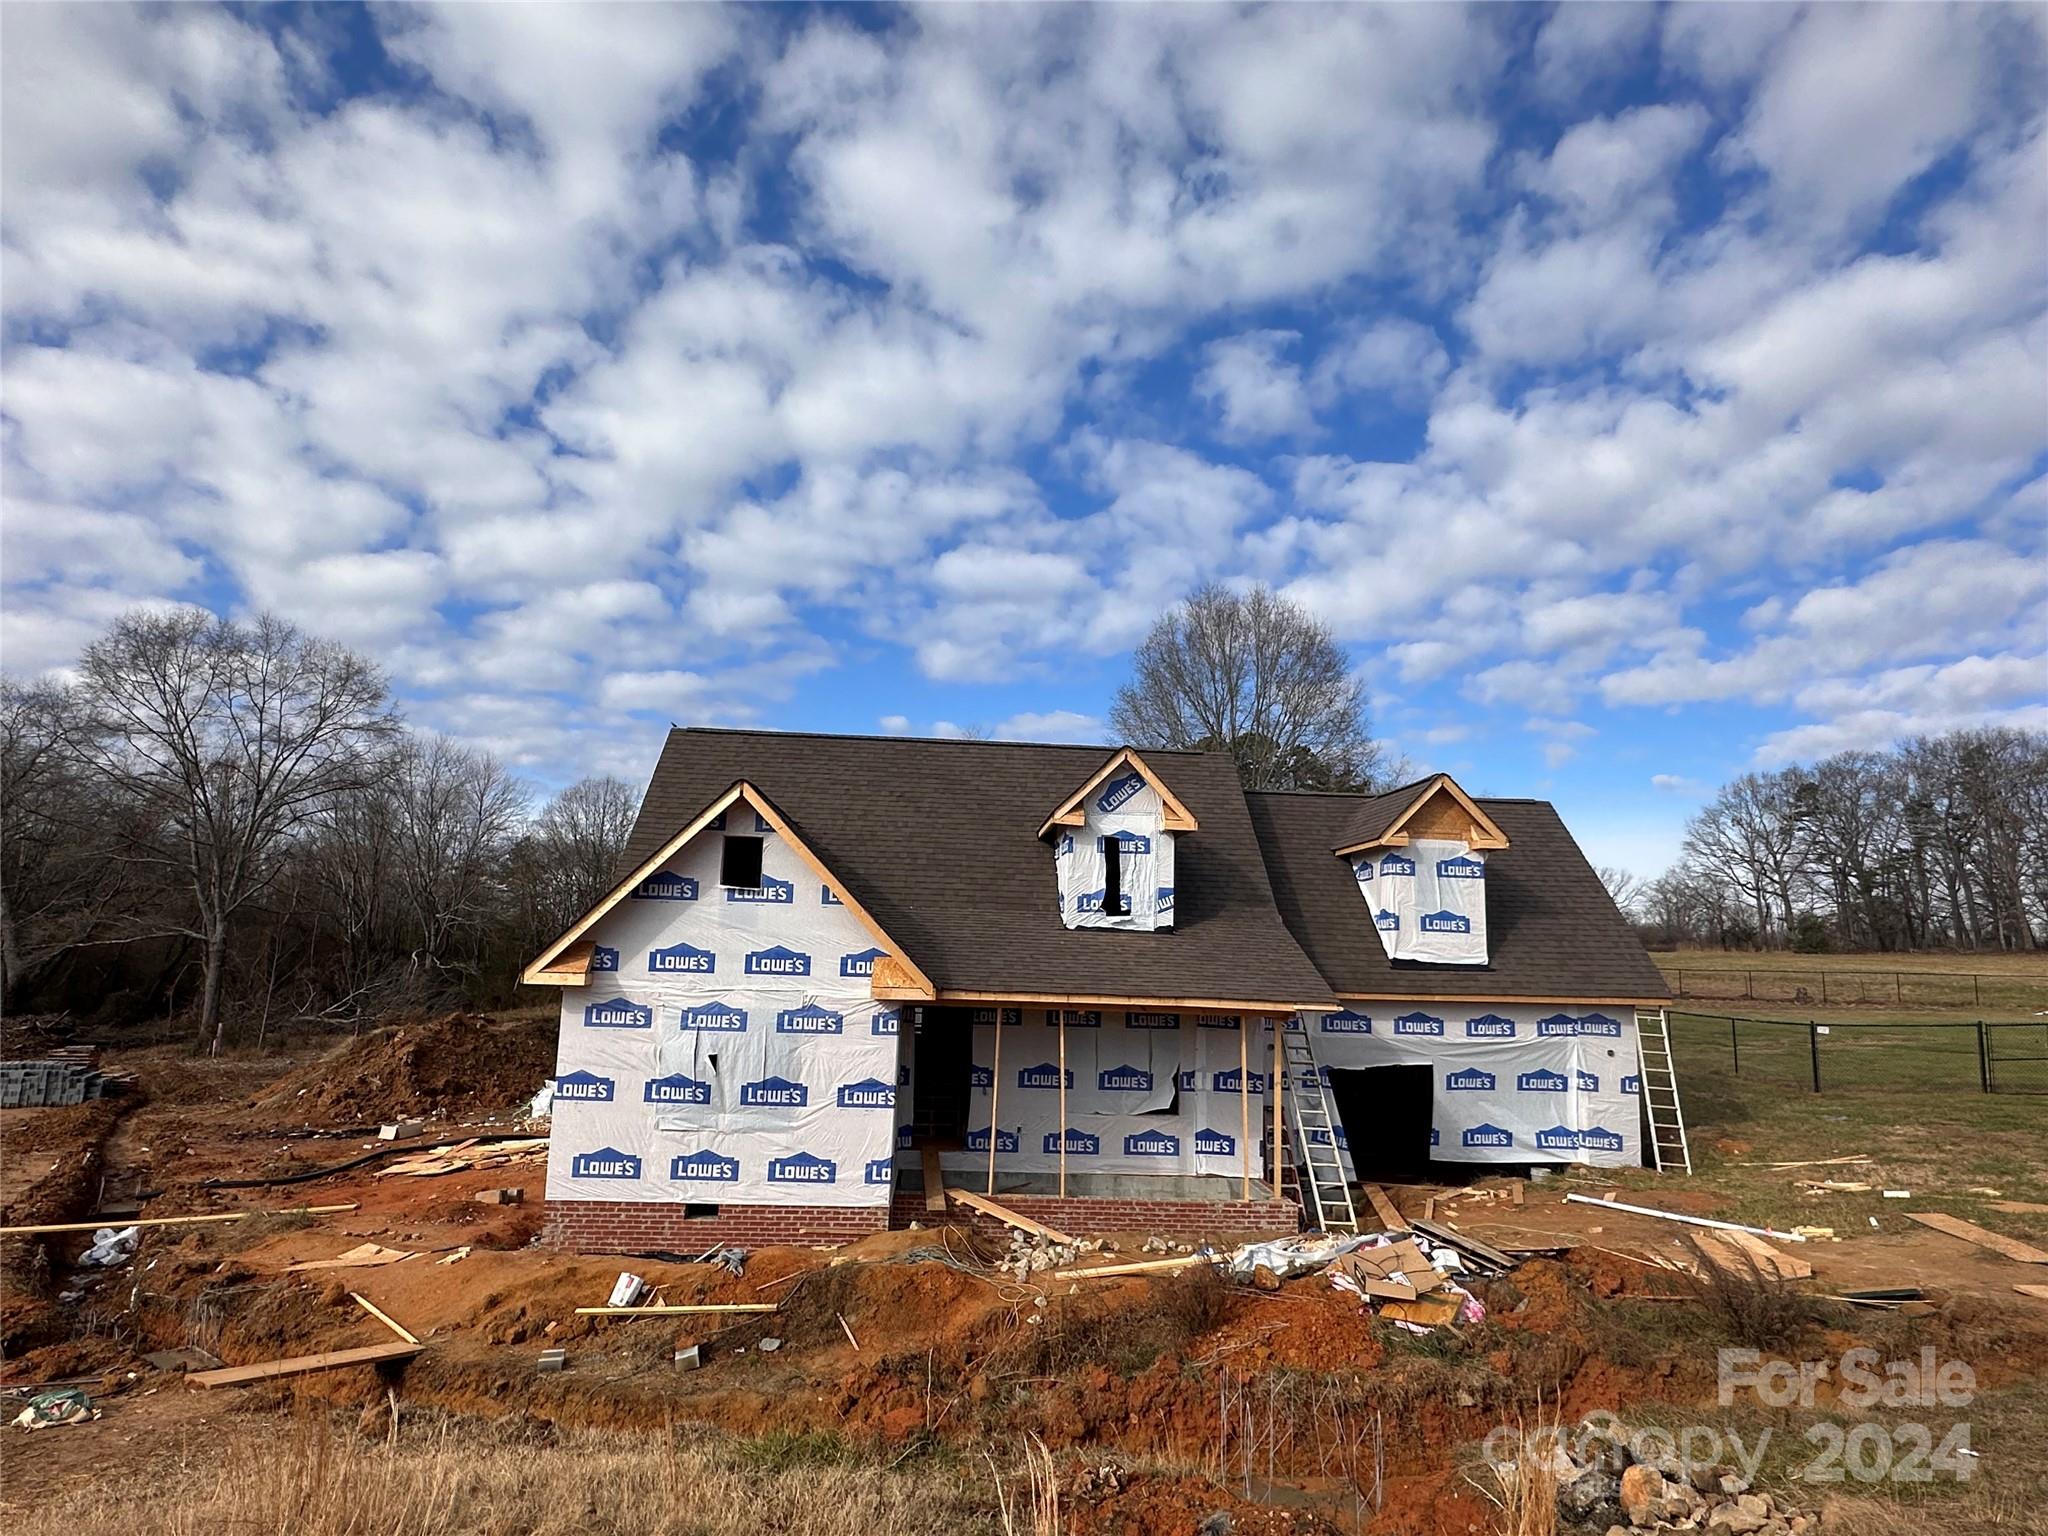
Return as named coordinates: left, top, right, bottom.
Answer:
left=3, top=3, right=2044, bottom=879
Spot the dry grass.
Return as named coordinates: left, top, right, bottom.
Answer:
left=1469, top=1405, right=1559, bottom=1536
left=23, top=1415, right=1001, bottom=1536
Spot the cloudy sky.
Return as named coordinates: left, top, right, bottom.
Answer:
left=3, top=2, right=2044, bottom=877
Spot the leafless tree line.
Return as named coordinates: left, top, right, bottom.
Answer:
left=2, top=610, right=639, bottom=1047
left=1630, top=729, right=2048, bottom=952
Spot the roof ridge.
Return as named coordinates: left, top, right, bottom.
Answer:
left=669, top=725, right=1223, bottom=758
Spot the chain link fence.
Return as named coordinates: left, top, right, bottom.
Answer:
left=1667, top=1010, right=2048, bottom=1095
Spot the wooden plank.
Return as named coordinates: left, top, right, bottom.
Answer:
left=1409, top=1217, right=1517, bottom=1271
left=283, top=1243, right=415, bottom=1274
left=1361, top=1184, right=1409, bottom=1231
left=1905, top=1212, right=2048, bottom=1265
left=1, top=1204, right=357, bottom=1237
left=2014, top=1284, right=2048, bottom=1300
left=573, top=1304, right=780, bottom=1316
left=945, top=1187, right=1076, bottom=1246
left=1695, top=1231, right=1812, bottom=1282
left=1048, top=1255, right=1208, bottom=1282
left=1989, top=1201, right=2048, bottom=1216
left=351, top=1292, right=422, bottom=1346
left=920, top=1147, right=948, bottom=1213
left=187, top=1342, right=420, bottom=1390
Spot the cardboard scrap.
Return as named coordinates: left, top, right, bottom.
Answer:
left=283, top=1243, right=417, bottom=1273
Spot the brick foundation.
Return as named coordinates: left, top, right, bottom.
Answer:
left=541, top=1200, right=890, bottom=1253
left=890, top=1190, right=1300, bottom=1241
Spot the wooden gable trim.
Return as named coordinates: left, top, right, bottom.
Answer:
left=1335, top=991, right=1669, bottom=1008
left=520, top=781, right=937, bottom=999
left=1332, top=773, right=1509, bottom=857
left=1036, top=747, right=1199, bottom=839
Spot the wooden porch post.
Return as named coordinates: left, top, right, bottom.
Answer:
left=1239, top=1020, right=1252, bottom=1200
left=986, top=1014, right=1003, bottom=1197
left=1270, top=1017, right=1285, bottom=1198
left=1057, top=1011, right=1068, bottom=1199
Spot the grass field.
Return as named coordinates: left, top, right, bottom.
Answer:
left=1653, top=948, right=2048, bottom=1013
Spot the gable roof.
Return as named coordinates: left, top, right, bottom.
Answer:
left=610, top=729, right=1338, bottom=1010
left=1248, top=789, right=1670, bottom=1003
left=1331, top=772, right=1511, bottom=856
left=1037, top=746, right=1199, bottom=838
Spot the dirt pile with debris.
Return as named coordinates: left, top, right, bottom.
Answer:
left=240, top=1013, right=552, bottom=1127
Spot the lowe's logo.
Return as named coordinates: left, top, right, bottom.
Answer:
left=969, top=1063, right=994, bottom=1088
left=1047, top=1010, right=1100, bottom=1027
left=776, top=1004, right=843, bottom=1035
left=865, top=1158, right=894, bottom=1186
left=678, top=1002, right=748, bottom=1033
left=871, top=1008, right=901, bottom=1036
left=1155, top=887, right=1175, bottom=914
left=1621, top=1074, right=1642, bottom=1095
left=1098, top=1064, right=1152, bottom=1092
left=643, top=1073, right=711, bottom=1106
left=1194, top=1128, right=1236, bottom=1156
left=836, top=1077, right=896, bottom=1110
left=1127, top=1011, right=1181, bottom=1029
left=821, top=884, right=844, bottom=905
left=766, top=1152, right=836, bottom=1185
left=1198, top=1014, right=1242, bottom=1030
left=1576, top=1070, right=1601, bottom=1093
left=739, top=1075, right=808, bottom=1108
left=670, top=1150, right=739, bottom=1183
left=1518, top=1069, right=1569, bottom=1093
left=1581, top=1126, right=1625, bottom=1153
left=1017, top=1063, right=1071, bottom=1090
left=966, top=1126, right=1019, bottom=1153
left=839, top=947, right=887, bottom=978
left=1099, top=830, right=1152, bottom=854
left=1461, top=1124, right=1514, bottom=1149
left=1429, top=1127, right=1440, bottom=1147
left=649, top=941, right=715, bottom=974
left=1211, top=1067, right=1267, bottom=1093
left=726, top=875, right=795, bottom=905
left=745, top=945, right=811, bottom=976
left=1393, top=1011, right=1445, bottom=1037
left=1379, top=851, right=1416, bottom=877
left=571, top=1146, right=641, bottom=1180
left=1375, top=908, right=1400, bottom=932
left=971, top=1008, right=1022, bottom=1026
left=1321, top=1009, right=1372, bottom=1034
left=1124, top=1129, right=1180, bottom=1157
left=1437, top=854, right=1485, bottom=880
left=1465, top=1014, right=1516, bottom=1038
left=1055, top=832, right=1074, bottom=857
left=589, top=945, right=620, bottom=972
left=632, top=872, right=697, bottom=901
left=554, top=1070, right=615, bottom=1102
left=1578, top=1013, right=1624, bottom=1037
left=1420, top=909, right=1471, bottom=934
left=1096, top=770, right=1145, bottom=813
left=1075, top=889, right=1109, bottom=913
left=1446, top=1067, right=1495, bottom=1091
left=1042, top=1127, right=1099, bottom=1156
left=1536, top=1014, right=1581, bottom=1037
left=584, top=997, right=653, bottom=1030
left=1353, top=858, right=1373, bottom=885
left=1536, top=1126, right=1581, bottom=1152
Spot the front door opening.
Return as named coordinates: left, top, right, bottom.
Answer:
left=910, top=1008, right=974, bottom=1147
left=1326, top=1064, right=1433, bottom=1182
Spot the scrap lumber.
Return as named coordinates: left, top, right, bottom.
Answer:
left=1905, top=1212, right=2048, bottom=1265
left=187, top=1341, right=420, bottom=1389
left=351, top=1292, right=422, bottom=1346
left=1990, top=1201, right=2048, bottom=1216
left=1, top=1203, right=357, bottom=1237
left=1693, top=1230, right=1812, bottom=1282
left=1360, top=1183, right=1408, bottom=1231
left=284, top=1243, right=416, bottom=1273
left=1408, top=1218, right=1517, bottom=1273
left=1561, top=1194, right=1806, bottom=1243
left=2015, top=1285, right=2048, bottom=1300
left=573, top=1304, right=780, bottom=1316
left=1048, top=1255, right=1209, bottom=1282
left=944, top=1187, right=1077, bottom=1245
left=920, top=1147, right=947, bottom=1214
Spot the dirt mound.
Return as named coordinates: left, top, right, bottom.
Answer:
left=243, top=1013, right=553, bottom=1126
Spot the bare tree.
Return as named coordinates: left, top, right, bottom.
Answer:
left=1110, top=583, right=1398, bottom=790
left=71, top=611, right=400, bottom=1050
left=389, top=736, right=528, bottom=980
left=1596, top=865, right=1646, bottom=917
left=513, top=774, right=641, bottom=945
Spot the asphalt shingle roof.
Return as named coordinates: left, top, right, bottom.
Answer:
left=618, top=728, right=1340, bottom=1008
left=1245, top=789, right=1672, bottom=1001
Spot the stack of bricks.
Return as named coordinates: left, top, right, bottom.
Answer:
left=0, top=1047, right=132, bottom=1108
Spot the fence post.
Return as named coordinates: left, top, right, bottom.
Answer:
left=1809, top=1021, right=1821, bottom=1094
left=1745, top=970, right=1754, bottom=1000
left=1730, top=1015, right=1739, bottom=1075
left=1820, top=971, right=1828, bottom=1005
left=1978, top=1021, right=1991, bottom=1094
left=1973, top=973, right=1981, bottom=1009
left=1895, top=971, right=1902, bottom=1006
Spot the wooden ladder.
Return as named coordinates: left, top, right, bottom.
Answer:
left=1635, top=1007, right=1693, bottom=1174
left=1281, top=1029, right=1360, bottom=1233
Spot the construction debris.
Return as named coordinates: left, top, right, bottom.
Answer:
left=944, top=1187, right=1077, bottom=1245
left=79, top=1224, right=139, bottom=1268
left=1692, top=1230, right=1813, bottom=1282
left=471, top=1188, right=524, bottom=1205
left=574, top=1303, right=780, bottom=1316
left=283, top=1243, right=417, bottom=1273
left=187, top=1341, right=421, bottom=1389
left=0, top=1203, right=358, bottom=1237
left=536, top=1348, right=566, bottom=1374
left=11, top=1387, right=98, bottom=1429
left=1562, top=1193, right=1807, bottom=1243
left=608, top=1272, right=647, bottom=1308
left=351, top=1292, right=423, bottom=1346
left=378, top=1121, right=424, bottom=1141
left=1906, top=1212, right=2048, bottom=1265
left=1407, top=1218, right=1518, bottom=1276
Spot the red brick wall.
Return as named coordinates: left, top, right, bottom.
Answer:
left=541, top=1200, right=890, bottom=1252
left=888, top=1189, right=1300, bottom=1241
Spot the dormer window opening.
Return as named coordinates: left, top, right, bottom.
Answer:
left=720, top=835, right=764, bottom=889
left=1102, top=835, right=1129, bottom=916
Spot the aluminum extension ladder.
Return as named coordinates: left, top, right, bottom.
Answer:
left=1635, top=1007, right=1693, bottom=1174
left=1280, top=1028, right=1360, bottom=1233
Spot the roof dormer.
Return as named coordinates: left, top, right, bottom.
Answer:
left=1041, top=747, right=1195, bottom=932
left=1336, top=774, right=1508, bottom=966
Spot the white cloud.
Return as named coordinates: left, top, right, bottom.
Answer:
left=878, top=714, right=912, bottom=735
left=1197, top=330, right=1313, bottom=440
left=995, top=710, right=1105, bottom=744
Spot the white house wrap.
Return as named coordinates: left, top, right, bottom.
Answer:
left=545, top=814, right=902, bottom=1208
left=1353, top=837, right=1488, bottom=965
left=1053, top=770, right=1177, bottom=930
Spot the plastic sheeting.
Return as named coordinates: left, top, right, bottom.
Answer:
left=1053, top=769, right=1177, bottom=931
left=1352, top=837, right=1488, bottom=965
left=545, top=814, right=902, bottom=1209
left=1295, top=1004, right=1642, bottom=1167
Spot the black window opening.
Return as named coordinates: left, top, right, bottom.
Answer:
left=720, top=834, right=764, bottom=888
left=1102, top=836, right=1130, bottom=916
